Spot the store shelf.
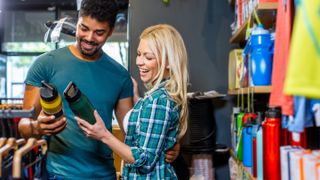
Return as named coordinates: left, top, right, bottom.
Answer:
left=228, top=86, right=271, bottom=95
left=230, top=2, right=277, bottom=43
left=230, top=149, right=256, bottom=180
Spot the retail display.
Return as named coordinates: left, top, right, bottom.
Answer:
left=229, top=1, right=320, bottom=180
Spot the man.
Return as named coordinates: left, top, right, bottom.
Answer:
left=18, top=0, right=180, bottom=179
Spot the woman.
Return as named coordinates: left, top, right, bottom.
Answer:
left=76, top=24, right=188, bottom=179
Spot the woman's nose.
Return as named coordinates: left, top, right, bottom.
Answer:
left=136, top=56, right=144, bottom=66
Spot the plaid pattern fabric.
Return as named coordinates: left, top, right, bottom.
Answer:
left=122, top=83, right=180, bottom=180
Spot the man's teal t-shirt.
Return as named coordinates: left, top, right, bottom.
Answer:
left=25, top=46, right=133, bottom=179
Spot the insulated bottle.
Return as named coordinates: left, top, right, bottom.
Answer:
left=263, top=106, right=281, bottom=180
left=40, top=81, right=63, bottom=119
left=243, top=118, right=253, bottom=174
left=64, top=81, right=96, bottom=124
left=236, top=112, right=245, bottom=161
left=256, top=123, right=263, bottom=180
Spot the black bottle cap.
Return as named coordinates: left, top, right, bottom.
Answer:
left=266, top=106, right=281, bottom=118
left=255, top=111, right=265, bottom=124
left=40, top=81, right=58, bottom=102
left=64, top=81, right=82, bottom=103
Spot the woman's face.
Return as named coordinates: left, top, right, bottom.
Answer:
left=136, top=39, right=159, bottom=84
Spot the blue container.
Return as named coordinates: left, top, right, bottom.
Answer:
left=246, top=25, right=274, bottom=86
left=243, top=123, right=253, bottom=169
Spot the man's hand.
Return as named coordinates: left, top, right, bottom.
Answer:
left=165, top=142, right=180, bottom=163
left=19, top=112, right=67, bottom=138
left=37, top=111, right=67, bottom=136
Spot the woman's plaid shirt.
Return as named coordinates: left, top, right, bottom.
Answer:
left=122, top=83, right=180, bottom=180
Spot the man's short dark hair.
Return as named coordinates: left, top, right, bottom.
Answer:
left=79, top=0, right=118, bottom=28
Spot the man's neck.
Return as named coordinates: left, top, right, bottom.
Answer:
left=68, top=44, right=101, bottom=61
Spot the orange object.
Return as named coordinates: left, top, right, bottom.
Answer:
left=269, top=0, right=294, bottom=115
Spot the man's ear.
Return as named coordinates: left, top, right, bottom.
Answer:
left=107, top=27, right=115, bottom=38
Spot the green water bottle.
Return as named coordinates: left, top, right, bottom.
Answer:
left=63, top=81, right=96, bottom=124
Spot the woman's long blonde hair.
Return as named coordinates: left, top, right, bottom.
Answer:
left=140, top=24, right=189, bottom=139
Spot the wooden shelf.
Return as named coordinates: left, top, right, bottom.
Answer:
left=230, top=149, right=256, bottom=180
left=228, top=86, right=271, bottom=95
left=230, top=2, right=277, bottom=43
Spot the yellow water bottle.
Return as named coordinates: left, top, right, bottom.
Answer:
left=40, top=81, right=63, bottom=119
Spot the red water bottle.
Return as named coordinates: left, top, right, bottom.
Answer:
left=263, top=106, right=281, bottom=180
left=289, top=130, right=307, bottom=148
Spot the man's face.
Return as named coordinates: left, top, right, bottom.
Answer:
left=75, top=16, right=113, bottom=58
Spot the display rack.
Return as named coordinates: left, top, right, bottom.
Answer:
left=230, top=2, right=277, bottom=43
left=228, top=86, right=271, bottom=95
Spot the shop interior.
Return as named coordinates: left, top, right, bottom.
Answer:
left=1, top=0, right=319, bottom=179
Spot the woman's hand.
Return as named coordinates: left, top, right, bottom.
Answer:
left=75, top=110, right=111, bottom=140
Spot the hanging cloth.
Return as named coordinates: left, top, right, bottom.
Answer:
left=284, top=0, right=320, bottom=98
left=269, top=0, right=294, bottom=115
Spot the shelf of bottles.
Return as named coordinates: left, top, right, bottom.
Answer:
left=230, top=2, right=277, bottom=43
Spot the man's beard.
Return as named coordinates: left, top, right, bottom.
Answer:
left=78, top=39, right=101, bottom=57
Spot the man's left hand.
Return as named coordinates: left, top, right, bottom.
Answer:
left=165, top=142, right=180, bottom=163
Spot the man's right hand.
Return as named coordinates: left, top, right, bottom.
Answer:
left=37, top=111, right=67, bottom=136
left=19, top=111, right=67, bottom=138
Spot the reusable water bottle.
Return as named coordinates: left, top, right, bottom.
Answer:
left=64, top=81, right=96, bottom=124
left=40, top=81, right=63, bottom=119
left=232, top=107, right=240, bottom=150
left=289, top=130, right=307, bottom=148
left=256, top=123, right=263, bottom=180
left=243, top=118, right=253, bottom=174
left=245, top=24, right=274, bottom=86
left=263, top=106, right=281, bottom=180
left=236, top=112, right=245, bottom=161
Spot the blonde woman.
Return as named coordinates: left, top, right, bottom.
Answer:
left=76, top=24, right=188, bottom=179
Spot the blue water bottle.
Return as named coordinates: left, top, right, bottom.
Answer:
left=243, top=118, right=253, bottom=174
left=247, top=25, right=274, bottom=86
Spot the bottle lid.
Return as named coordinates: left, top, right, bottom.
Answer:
left=40, top=81, right=58, bottom=102
left=251, top=24, right=269, bottom=35
left=64, top=81, right=82, bottom=103
left=233, top=107, right=240, bottom=114
left=266, top=106, right=281, bottom=118
left=255, top=111, right=265, bottom=124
